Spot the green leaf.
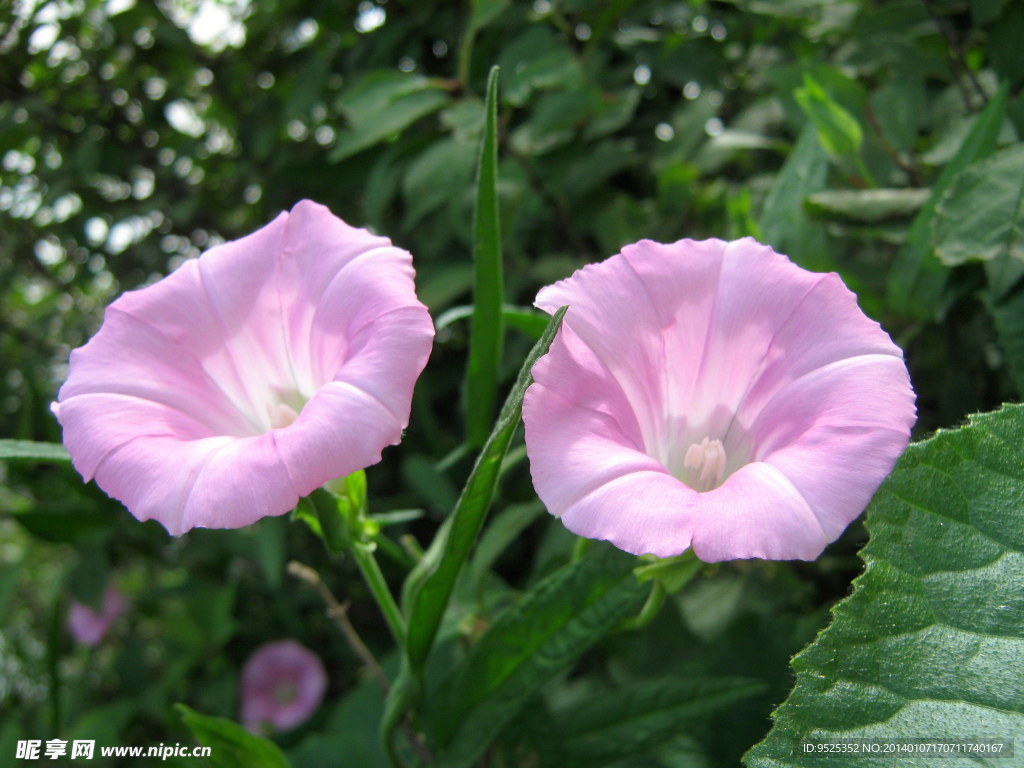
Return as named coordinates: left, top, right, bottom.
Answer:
left=547, top=676, right=767, bottom=768
left=757, top=124, right=831, bottom=271
left=469, top=0, right=509, bottom=30
left=496, top=27, right=580, bottom=107
left=745, top=403, right=1024, bottom=767
left=0, top=440, right=70, bottom=462
left=429, top=544, right=649, bottom=768
left=294, top=487, right=352, bottom=553
left=971, top=0, right=1003, bottom=26
left=177, top=705, right=291, bottom=768
left=12, top=507, right=113, bottom=544
left=382, top=309, right=566, bottom=764
left=987, top=287, right=1024, bottom=395
left=805, top=188, right=930, bottom=223
left=887, top=82, right=1008, bottom=319
left=467, top=501, right=544, bottom=588
left=466, top=66, right=505, bottom=448
left=793, top=74, right=862, bottom=160
left=329, top=72, right=450, bottom=163
left=403, top=306, right=567, bottom=674
left=252, top=515, right=288, bottom=589
left=931, top=144, right=1024, bottom=267
left=402, top=138, right=477, bottom=227
left=634, top=550, right=702, bottom=594
left=435, top=303, right=550, bottom=339
left=68, top=544, right=109, bottom=610
left=869, top=78, right=924, bottom=154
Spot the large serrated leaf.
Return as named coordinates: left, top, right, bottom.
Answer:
left=745, top=403, right=1024, bottom=767
left=429, top=544, right=649, bottom=768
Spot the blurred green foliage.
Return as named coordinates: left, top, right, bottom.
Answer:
left=2, top=0, right=1023, bottom=765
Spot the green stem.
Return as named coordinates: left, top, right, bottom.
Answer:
left=616, top=581, right=666, bottom=632
left=352, top=542, right=407, bottom=647
left=457, top=26, right=476, bottom=91
left=572, top=536, right=592, bottom=561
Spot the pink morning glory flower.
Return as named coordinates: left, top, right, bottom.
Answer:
left=240, top=640, right=327, bottom=734
left=68, top=585, right=128, bottom=647
left=523, top=237, right=916, bottom=562
left=52, top=200, right=434, bottom=535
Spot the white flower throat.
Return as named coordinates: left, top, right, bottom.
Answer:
left=682, top=437, right=727, bottom=492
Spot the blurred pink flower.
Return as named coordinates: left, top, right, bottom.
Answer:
left=523, top=238, right=916, bottom=562
left=52, top=200, right=434, bottom=535
left=68, top=585, right=128, bottom=647
left=240, top=640, right=327, bottom=734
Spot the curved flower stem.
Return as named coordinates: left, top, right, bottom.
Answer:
left=351, top=542, right=407, bottom=648
left=615, top=581, right=667, bottom=633
left=287, top=561, right=432, bottom=766
left=287, top=561, right=391, bottom=695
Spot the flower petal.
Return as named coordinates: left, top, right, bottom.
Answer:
left=241, top=640, right=327, bottom=733
left=690, top=462, right=828, bottom=561
left=752, top=354, right=916, bottom=539
left=525, top=324, right=697, bottom=557
left=54, top=200, right=433, bottom=534
left=525, top=236, right=915, bottom=562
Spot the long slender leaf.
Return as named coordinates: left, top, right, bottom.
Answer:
left=465, top=66, right=504, bottom=448
left=428, top=544, right=648, bottom=768
left=436, top=303, right=549, bottom=339
left=887, top=82, right=1008, bottom=319
left=0, top=440, right=71, bottom=462
left=794, top=74, right=862, bottom=160
left=403, top=306, right=567, bottom=673
left=381, top=307, right=567, bottom=764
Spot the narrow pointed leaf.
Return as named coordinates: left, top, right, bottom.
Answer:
left=465, top=66, right=504, bottom=448
left=404, top=306, right=567, bottom=672
left=794, top=74, right=862, bottom=160
left=381, top=307, right=567, bottom=762
left=0, top=440, right=71, bottom=462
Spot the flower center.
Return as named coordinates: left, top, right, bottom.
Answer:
left=274, top=681, right=298, bottom=706
left=267, top=402, right=300, bottom=429
left=682, top=437, right=727, bottom=492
